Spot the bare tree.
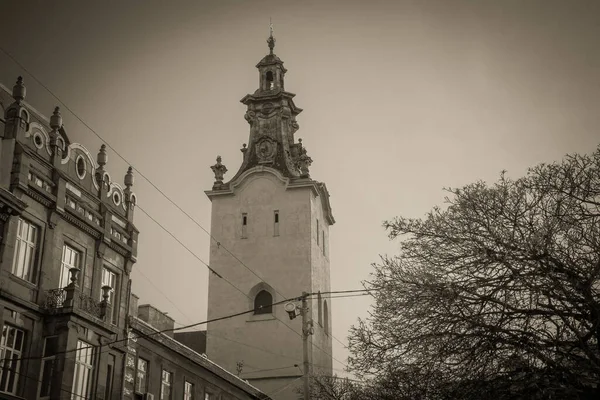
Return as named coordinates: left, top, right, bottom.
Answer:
left=349, top=145, right=600, bottom=399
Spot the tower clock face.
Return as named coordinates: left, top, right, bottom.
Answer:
left=262, top=102, right=274, bottom=115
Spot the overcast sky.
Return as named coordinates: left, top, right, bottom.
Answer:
left=1, top=0, right=599, bottom=377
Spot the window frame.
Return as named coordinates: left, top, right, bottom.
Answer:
left=71, top=340, right=94, bottom=400
left=38, top=335, right=59, bottom=399
left=0, top=324, right=26, bottom=395
left=160, top=369, right=173, bottom=400
left=184, top=380, right=194, bottom=400
left=134, top=357, right=149, bottom=394
left=253, top=290, right=273, bottom=315
left=11, top=218, right=39, bottom=284
left=101, top=266, right=119, bottom=324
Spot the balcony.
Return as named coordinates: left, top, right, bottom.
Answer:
left=42, top=267, right=112, bottom=322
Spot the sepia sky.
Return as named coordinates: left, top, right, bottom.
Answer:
left=1, top=0, right=599, bottom=377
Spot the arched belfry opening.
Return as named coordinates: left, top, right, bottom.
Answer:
left=266, top=71, right=274, bottom=90
left=254, top=290, right=273, bottom=314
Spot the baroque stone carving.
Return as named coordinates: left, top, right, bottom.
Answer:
left=255, top=137, right=278, bottom=164
left=295, top=139, right=313, bottom=178
left=244, top=110, right=256, bottom=125
left=261, top=102, right=274, bottom=115
left=210, top=156, right=228, bottom=187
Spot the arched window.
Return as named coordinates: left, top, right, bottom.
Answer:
left=323, top=300, right=329, bottom=335
left=254, top=290, right=273, bottom=315
left=266, top=71, right=274, bottom=90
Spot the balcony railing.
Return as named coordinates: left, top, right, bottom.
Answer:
left=43, top=288, right=105, bottom=319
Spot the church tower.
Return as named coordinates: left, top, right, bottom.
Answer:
left=204, top=28, right=335, bottom=399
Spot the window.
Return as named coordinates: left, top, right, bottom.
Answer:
left=72, top=340, right=93, bottom=400
left=254, top=290, right=273, bottom=315
left=12, top=218, right=38, bottom=283
left=135, top=358, right=148, bottom=393
left=101, top=267, right=118, bottom=323
left=205, top=393, right=215, bottom=400
left=316, top=219, right=319, bottom=245
left=184, top=381, right=194, bottom=400
left=104, top=354, right=115, bottom=400
left=273, top=210, right=279, bottom=236
left=38, top=336, right=58, bottom=398
left=161, top=370, right=172, bottom=400
left=241, top=213, right=248, bottom=238
left=322, top=231, right=326, bottom=256
left=266, top=71, right=274, bottom=90
left=0, top=325, right=25, bottom=394
left=60, top=244, right=80, bottom=288
left=324, top=301, right=329, bottom=335
left=317, top=292, right=323, bottom=326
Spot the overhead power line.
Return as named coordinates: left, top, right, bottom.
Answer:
left=0, top=45, right=349, bottom=368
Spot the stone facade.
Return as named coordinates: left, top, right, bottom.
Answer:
left=127, top=305, right=267, bottom=400
left=0, top=78, right=271, bottom=400
left=205, top=32, right=335, bottom=400
left=0, top=77, right=138, bottom=400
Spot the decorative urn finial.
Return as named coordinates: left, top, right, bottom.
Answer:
left=50, top=106, right=62, bottom=130
left=12, top=76, right=26, bottom=103
left=97, top=144, right=108, bottom=168
left=210, top=156, right=228, bottom=189
left=124, top=166, right=134, bottom=188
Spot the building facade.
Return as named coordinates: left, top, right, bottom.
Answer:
left=0, top=77, right=138, bottom=400
left=125, top=299, right=270, bottom=400
left=0, top=77, right=272, bottom=400
left=204, top=32, right=335, bottom=400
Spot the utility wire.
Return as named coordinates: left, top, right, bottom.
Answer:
left=10, top=296, right=298, bottom=363
left=0, top=45, right=348, bottom=368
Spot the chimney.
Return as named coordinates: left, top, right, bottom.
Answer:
left=137, top=304, right=175, bottom=338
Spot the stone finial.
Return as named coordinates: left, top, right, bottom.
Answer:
left=267, top=19, right=276, bottom=55
left=50, top=106, right=62, bottom=130
left=97, top=144, right=108, bottom=168
left=124, top=166, right=134, bottom=188
left=296, top=138, right=313, bottom=178
left=241, top=143, right=248, bottom=155
left=12, top=76, right=26, bottom=103
left=101, top=285, right=112, bottom=303
left=210, top=156, right=228, bottom=187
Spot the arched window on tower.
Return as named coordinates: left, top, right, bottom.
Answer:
left=323, top=300, right=329, bottom=335
left=254, top=290, right=273, bottom=315
left=266, top=71, right=274, bottom=90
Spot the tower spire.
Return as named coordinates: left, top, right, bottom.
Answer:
left=267, top=18, right=275, bottom=54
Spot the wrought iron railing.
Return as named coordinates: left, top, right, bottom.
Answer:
left=44, top=288, right=67, bottom=309
left=43, top=288, right=105, bottom=319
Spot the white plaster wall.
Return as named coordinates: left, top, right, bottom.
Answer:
left=206, top=171, right=313, bottom=397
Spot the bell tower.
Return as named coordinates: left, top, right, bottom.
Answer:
left=204, top=27, right=335, bottom=400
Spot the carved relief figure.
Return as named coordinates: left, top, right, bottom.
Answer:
left=210, top=156, right=228, bottom=186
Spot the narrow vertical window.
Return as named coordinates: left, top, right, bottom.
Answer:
left=322, top=231, right=326, bottom=256
left=135, top=358, right=148, bottom=393
left=72, top=340, right=94, bottom=400
left=12, top=218, right=38, bottom=283
left=59, top=245, right=81, bottom=305
left=324, top=301, right=329, bottom=336
left=266, top=71, right=274, bottom=90
left=273, top=210, right=280, bottom=236
left=0, top=325, right=25, bottom=394
left=161, top=370, right=172, bottom=400
left=101, top=267, right=118, bottom=324
left=104, top=354, right=115, bottom=400
left=241, top=213, right=248, bottom=238
left=38, top=336, right=58, bottom=398
left=316, top=219, right=320, bottom=245
left=184, top=381, right=194, bottom=400
left=317, top=292, right=323, bottom=326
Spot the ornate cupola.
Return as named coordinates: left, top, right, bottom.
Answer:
left=211, top=24, right=315, bottom=190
